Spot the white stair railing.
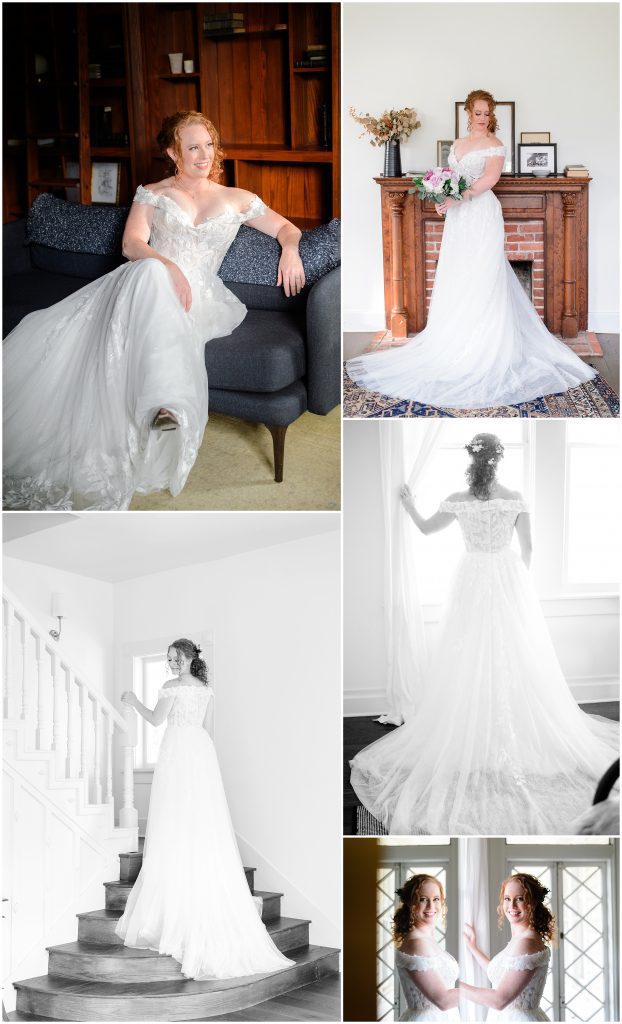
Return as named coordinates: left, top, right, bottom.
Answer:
left=2, top=587, right=137, bottom=829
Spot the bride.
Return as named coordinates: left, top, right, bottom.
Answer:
left=393, top=875, right=460, bottom=1021
left=3, top=110, right=305, bottom=510
left=117, top=638, right=293, bottom=979
left=460, top=873, right=553, bottom=1021
left=349, top=433, right=619, bottom=835
left=345, top=89, right=596, bottom=409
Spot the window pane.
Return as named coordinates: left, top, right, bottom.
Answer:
left=566, top=448, right=621, bottom=584
left=566, top=421, right=619, bottom=446
left=376, top=867, right=398, bottom=1021
left=562, top=865, right=606, bottom=1022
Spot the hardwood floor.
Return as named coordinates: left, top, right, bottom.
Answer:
left=343, top=703, right=620, bottom=835
left=343, top=332, right=620, bottom=394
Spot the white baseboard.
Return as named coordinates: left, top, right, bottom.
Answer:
left=344, top=678, right=620, bottom=717
left=588, top=313, right=619, bottom=334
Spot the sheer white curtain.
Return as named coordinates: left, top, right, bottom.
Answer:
left=377, top=422, right=443, bottom=725
left=458, top=838, right=490, bottom=1023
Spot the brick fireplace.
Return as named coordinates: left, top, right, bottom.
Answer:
left=424, top=220, right=546, bottom=318
left=375, top=176, right=591, bottom=339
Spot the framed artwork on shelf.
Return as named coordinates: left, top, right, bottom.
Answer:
left=517, top=143, right=557, bottom=176
left=521, top=131, right=551, bottom=144
left=436, top=139, right=452, bottom=166
left=455, top=100, right=515, bottom=174
left=91, top=162, right=120, bottom=204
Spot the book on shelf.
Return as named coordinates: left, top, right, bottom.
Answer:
left=564, top=164, right=589, bottom=177
left=204, top=12, right=243, bottom=22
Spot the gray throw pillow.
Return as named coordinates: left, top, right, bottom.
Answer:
left=218, top=219, right=341, bottom=287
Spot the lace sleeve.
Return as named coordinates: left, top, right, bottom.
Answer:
left=133, top=185, right=160, bottom=207
left=395, top=951, right=440, bottom=972
left=238, top=194, right=268, bottom=222
left=503, top=950, right=549, bottom=971
left=157, top=687, right=175, bottom=699
left=485, top=144, right=506, bottom=158
left=439, top=500, right=458, bottom=514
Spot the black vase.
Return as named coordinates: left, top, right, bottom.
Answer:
left=383, top=139, right=402, bottom=177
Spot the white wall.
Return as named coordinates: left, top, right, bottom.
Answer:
left=114, top=531, right=342, bottom=947
left=343, top=2, right=620, bottom=333
left=3, top=557, right=114, bottom=695
left=343, top=422, right=620, bottom=715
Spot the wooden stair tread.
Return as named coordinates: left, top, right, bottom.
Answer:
left=79, top=889, right=284, bottom=922
left=49, top=920, right=312, bottom=958
left=16, top=945, right=339, bottom=995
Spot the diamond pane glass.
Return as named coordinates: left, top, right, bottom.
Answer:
left=376, top=868, right=397, bottom=1020
left=511, top=864, right=554, bottom=1019
left=562, top=866, right=606, bottom=1022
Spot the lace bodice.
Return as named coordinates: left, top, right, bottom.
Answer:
left=133, top=186, right=267, bottom=277
left=396, top=950, right=459, bottom=1012
left=439, top=498, right=529, bottom=553
left=448, top=142, right=507, bottom=182
left=158, top=683, right=213, bottom=727
left=488, top=946, right=550, bottom=1012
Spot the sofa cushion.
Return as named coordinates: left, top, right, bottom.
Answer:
left=30, top=243, right=124, bottom=279
left=205, top=310, right=306, bottom=393
left=219, top=219, right=341, bottom=287
left=3, top=270, right=87, bottom=337
left=224, top=281, right=308, bottom=315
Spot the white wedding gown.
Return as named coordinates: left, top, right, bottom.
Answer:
left=115, top=683, right=293, bottom=979
left=396, top=949, right=460, bottom=1021
left=486, top=946, right=550, bottom=1021
left=3, top=187, right=267, bottom=510
left=346, top=144, right=596, bottom=408
left=350, top=499, right=619, bottom=835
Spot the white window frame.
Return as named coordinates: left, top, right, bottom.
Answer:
left=377, top=840, right=459, bottom=1021
left=493, top=840, right=619, bottom=1022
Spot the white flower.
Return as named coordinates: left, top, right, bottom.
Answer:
left=488, top=458, right=495, bottom=465
left=470, top=443, right=483, bottom=452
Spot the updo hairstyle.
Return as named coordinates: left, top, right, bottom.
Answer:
left=465, top=432, right=504, bottom=500
left=497, top=872, right=556, bottom=943
left=464, top=89, right=498, bottom=135
left=393, top=874, right=446, bottom=947
left=156, top=110, right=224, bottom=182
left=169, top=638, right=209, bottom=685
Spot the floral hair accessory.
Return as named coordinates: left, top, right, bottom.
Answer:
left=466, top=442, right=484, bottom=453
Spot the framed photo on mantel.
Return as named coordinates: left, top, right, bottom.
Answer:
left=455, top=100, right=515, bottom=174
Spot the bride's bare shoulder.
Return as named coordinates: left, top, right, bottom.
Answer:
left=445, top=489, right=470, bottom=502
left=486, top=137, right=505, bottom=149
left=496, top=484, right=524, bottom=500
left=143, top=177, right=176, bottom=195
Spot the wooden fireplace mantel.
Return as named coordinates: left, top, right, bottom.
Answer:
left=375, top=175, right=591, bottom=339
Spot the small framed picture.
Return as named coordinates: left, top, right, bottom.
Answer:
left=520, top=131, right=550, bottom=144
left=436, top=140, right=453, bottom=167
left=455, top=100, right=515, bottom=174
left=517, top=143, right=557, bottom=176
left=91, top=162, right=120, bottom=204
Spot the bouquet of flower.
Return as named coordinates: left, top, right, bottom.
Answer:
left=349, top=106, right=421, bottom=145
left=409, top=167, right=468, bottom=203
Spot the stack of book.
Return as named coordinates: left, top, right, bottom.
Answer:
left=564, top=164, right=589, bottom=178
left=203, top=12, right=245, bottom=37
left=295, top=43, right=328, bottom=68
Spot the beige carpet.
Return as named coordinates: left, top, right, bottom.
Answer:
left=129, top=409, right=341, bottom=511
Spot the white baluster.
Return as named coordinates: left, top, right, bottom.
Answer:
left=5, top=601, right=18, bottom=719
left=66, top=669, right=80, bottom=778
left=79, top=682, right=90, bottom=789
left=19, top=618, right=27, bottom=721
left=34, top=635, right=43, bottom=749
left=119, top=706, right=138, bottom=829
left=51, top=653, right=66, bottom=777
left=40, top=645, right=54, bottom=751
left=93, top=702, right=103, bottom=804
left=105, top=712, right=113, bottom=804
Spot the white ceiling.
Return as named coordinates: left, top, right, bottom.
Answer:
left=2, top=512, right=340, bottom=583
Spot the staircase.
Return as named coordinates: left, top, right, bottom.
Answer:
left=11, top=843, right=340, bottom=1020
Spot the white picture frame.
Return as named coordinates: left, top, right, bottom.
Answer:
left=91, top=161, right=120, bottom=204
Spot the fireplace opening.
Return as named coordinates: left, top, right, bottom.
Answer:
left=510, top=260, right=532, bottom=301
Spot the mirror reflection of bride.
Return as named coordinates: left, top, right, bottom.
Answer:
left=350, top=433, right=619, bottom=835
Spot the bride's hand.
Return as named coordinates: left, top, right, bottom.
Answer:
left=400, top=484, right=415, bottom=507
left=435, top=197, right=459, bottom=217
left=277, top=246, right=305, bottom=297
left=166, top=262, right=193, bottom=312
left=121, top=691, right=138, bottom=708
left=463, top=923, right=477, bottom=948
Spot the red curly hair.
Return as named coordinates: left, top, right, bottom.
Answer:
left=393, top=874, right=446, bottom=947
left=156, top=110, right=224, bottom=182
left=464, top=90, right=498, bottom=135
left=497, top=873, right=556, bottom=943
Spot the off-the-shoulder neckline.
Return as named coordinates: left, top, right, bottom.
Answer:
left=136, top=185, right=261, bottom=228
left=501, top=946, right=549, bottom=958
left=396, top=949, right=448, bottom=961
left=160, top=682, right=212, bottom=693
left=451, top=142, right=506, bottom=162
left=444, top=497, right=527, bottom=507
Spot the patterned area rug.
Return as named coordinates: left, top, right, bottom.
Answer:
left=356, top=805, right=387, bottom=836
left=343, top=368, right=620, bottom=418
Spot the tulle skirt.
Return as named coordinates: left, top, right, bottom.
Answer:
left=115, top=724, right=293, bottom=979
left=3, top=258, right=246, bottom=510
left=486, top=1009, right=549, bottom=1022
left=346, top=191, right=596, bottom=408
left=350, top=549, right=619, bottom=835
left=399, top=1008, right=460, bottom=1021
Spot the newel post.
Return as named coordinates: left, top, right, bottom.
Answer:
left=119, top=705, right=138, bottom=829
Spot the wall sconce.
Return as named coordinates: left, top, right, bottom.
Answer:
left=49, top=592, right=65, bottom=642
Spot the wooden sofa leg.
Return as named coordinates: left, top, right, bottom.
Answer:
left=266, top=424, right=287, bottom=483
